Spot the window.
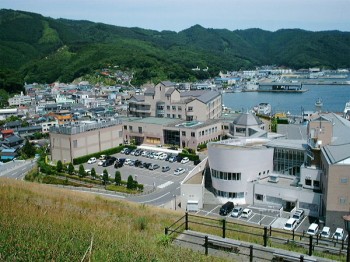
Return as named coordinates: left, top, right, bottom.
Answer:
left=172, top=114, right=175, bottom=118
left=178, top=106, right=182, bottom=111
left=129, top=126, right=133, bottom=131
left=167, top=106, right=170, bottom=110
left=178, top=115, right=181, bottom=118
left=305, top=179, right=312, bottom=186
left=188, top=106, right=193, bottom=112
left=255, top=194, right=263, bottom=201
left=138, top=127, right=142, bottom=133
left=167, top=114, right=170, bottom=118
left=339, top=197, right=347, bottom=205
left=182, top=131, right=186, bottom=136
left=313, top=180, right=320, bottom=187
left=172, top=106, right=176, bottom=110
left=191, top=132, right=195, bottom=137
left=340, top=178, right=348, bottom=184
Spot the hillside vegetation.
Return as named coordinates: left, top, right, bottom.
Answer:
left=0, top=178, right=224, bottom=261
left=1, top=9, right=350, bottom=93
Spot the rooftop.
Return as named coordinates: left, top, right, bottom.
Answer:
left=210, top=138, right=270, bottom=149
left=126, top=117, right=181, bottom=126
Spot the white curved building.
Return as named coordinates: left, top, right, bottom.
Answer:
left=208, top=138, right=273, bottom=204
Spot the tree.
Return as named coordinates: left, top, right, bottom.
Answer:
left=56, top=160, right=63, bottom=173
left=21, top=139, right=36, bottom=159
left=68, top=163, right=74, bottom=175
left=102, top=169, right=109, bottom=186
left=91, top=168, right=96, bottom=180
left=127, top=175, right=134, bottom=189
left=78, top=164, right=85, bottom=177
left=114, top=171, right=121, bottom=185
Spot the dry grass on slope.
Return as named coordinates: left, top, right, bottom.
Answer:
left=0, top=178, right=225, bottom=262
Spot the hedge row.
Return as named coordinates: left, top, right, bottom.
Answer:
left=72, top=145, right=137, bottom=165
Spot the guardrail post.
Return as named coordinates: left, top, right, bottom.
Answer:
left=308, top=235, right=313, bottom=256
left=204, top=235, right=208, bottom=255
left=316, top=234, right=319, bottom=245
left=263, top=226, right=268, bottom=247
left=292, top=229, right=295, bottom=241
left=249, top=245, right=253, bottom=262
left=300, top=255, right=304, bottom=262
left=165, top=227, right=168, bottom=235
left=341, top=238, right=344, bottom=250
left=185, top=212, right=189, bottom=230
left=269, top=225, right=272, bottom=236
left=222, top=219, right=226, bottom=238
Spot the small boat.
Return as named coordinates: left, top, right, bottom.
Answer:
left=254, top=103, right=272, bottom=115
left=343, top=101, right=350, bottom=120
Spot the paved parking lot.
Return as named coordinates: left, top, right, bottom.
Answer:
left=82, top=151, right=194, bottom=190
left=198, top=204, right=315, bottom=233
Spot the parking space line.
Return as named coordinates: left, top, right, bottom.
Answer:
left=139, top=192, right=170, bottom=203
left=295, top=216, right=307, bottom=231
left=267, top=217, right=277, bottom=226
left=205, top=205, right=220, bottom=216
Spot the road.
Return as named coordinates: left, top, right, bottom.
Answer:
left=0, top=160, right=37, bottom=179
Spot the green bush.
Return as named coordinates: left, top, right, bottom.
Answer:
left=72, top=145, right=136, bottom=165
left=178, top=152, right=199, bottom=161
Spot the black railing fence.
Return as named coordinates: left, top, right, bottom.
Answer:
left=165, top=212, right=347, bottom=261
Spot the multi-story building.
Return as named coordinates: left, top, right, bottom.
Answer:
left=49, top=120, right=123, bottom=163
left=122, top=116, right=223, bottom=150
left=128, top=81, right=222, bottom=122
left=8, top=92, right=32, bottom=106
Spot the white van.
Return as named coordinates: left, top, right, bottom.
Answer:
left=283, top=218, right=297, bottom=231
left=153, top=152, right=163, bottom=160
left=307, top=223, right=319, bottom=236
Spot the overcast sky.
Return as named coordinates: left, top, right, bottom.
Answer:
left=1, top=0, right=349, bottom=32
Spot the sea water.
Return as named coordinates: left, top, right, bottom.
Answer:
left=223, top=84, right=350, bottom=115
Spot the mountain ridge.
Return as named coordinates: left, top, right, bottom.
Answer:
left=0, top=9, right=350, bottom=92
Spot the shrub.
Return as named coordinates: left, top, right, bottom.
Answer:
left=135, top=216, right=148, bottom=231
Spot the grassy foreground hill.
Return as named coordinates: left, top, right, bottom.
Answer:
left=0, top=178, right=223, bottom=261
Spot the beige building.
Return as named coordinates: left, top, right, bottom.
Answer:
left=50, top=120, right=123, bottom=163
left=122, top=117, right=223, bottom=150
left=128, top=81, right=222, bottom=122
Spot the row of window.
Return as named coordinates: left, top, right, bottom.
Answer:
left=211, top=169, right=242, bottom=180
left=198, top=126, right=218, bottom=137
left=214, top=189, right=244, bottom=199
left=305, top=178, right=320, bottom=188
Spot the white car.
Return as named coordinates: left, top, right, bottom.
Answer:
left=320, top=226, right=331, bottom=238
left=174, top=168, right=185, bottom=175
left=333, top=228, right=344, bottom=240
left=85, top=169, right=91, bottom=175
left=241, top=208, right=252, bottom=218
left=87, top=157, right=97, bottom=164
left=307, top=223, right=319, bottom=236
left=99, top=155, right=107, bottom=160
left=181, top=157, right=189, bottom=164
left=98, top=159, right=106, bottom=166
left=124, top=159, right=132, bottom=165
left=159, top=153, right=168, bottom=160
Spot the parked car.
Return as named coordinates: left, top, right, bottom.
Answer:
left=219, top=201, right=234, bottom=216
left=181, top=157, right=190, bottom=164
left=292, top=209, right=304, bottom=224
left=148, top=164, right=160, bottom=170
left=124, top=148, right=131, bottom=155
left=98, top=159, right=106, bottom=166
left=174, top=167, right=185, bottom=175
left=134, top=149, right=142, bottom=156
left=124, top=159, right=132, bottom=165
left=102, top=158, right=114, bottom=167
left=168, top=155, right=176, bottom=162
left=85, top=169, right=91, bottom=175
left=162, top=166, right=170, bottom=172
left=159, top=153, right=168, bottom=160
left=143, top=162, right=151, bottom=169
left=283, top=218, right=298, bottom=231
left=165, top=154, right=173, bottom=161
left=134, top=159, right=143, bottom=167
left=153, top=152, right=163, bottom=160
left=120, top=148, right=127, bottom=154
left=107, top=156, right=117, bottom=162
left=130, top=150, right=136, bottom=156
left=307, top=223, right=319, bottom=236
left=241, top=208, right=253, bottom=218
left=87, top=157, right=97, bottom=164
left=141, top=151, right=148, bottom=157
left=320, top=226, right=331, bottom=238
left=176, top=155, right=183, bottom=162
left=333, top=228, right=344, bottom=240
left=99, top=155, right=107, bottom=160
left=231, top=207, right=243, bottom=218
left=114, top=161, right=124, bottom=168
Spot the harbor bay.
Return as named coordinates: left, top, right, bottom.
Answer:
left=223, top=84, right=350, bottom=115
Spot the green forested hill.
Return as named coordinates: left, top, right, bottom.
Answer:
left=1, top=9, right=350, bottom=93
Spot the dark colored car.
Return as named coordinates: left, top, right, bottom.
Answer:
left=124, top=148, right=131, bottom=155
left=134, top=159, right=143, bottom=167
left=219, top=201, right=234, bottom=216
left=165, top=154, right=172, bottom=161
left=134, top=149, right=142, bottom=156
left=176, top=155, right=183, bottom=162
left=102, top=158, right=115, bottom=167
left=143, top=162, right=151, bottom=168
left=114, top=158, right=126, bottom=168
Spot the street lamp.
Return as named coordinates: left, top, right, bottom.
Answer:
left=343, top=214, right=350, bottom=262
left=173, top=194, right=177, bottom=210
